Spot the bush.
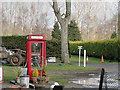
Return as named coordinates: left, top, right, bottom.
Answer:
left=70, top=39, right=119, bottom=61
left=46, top=38, right=61, bottom=58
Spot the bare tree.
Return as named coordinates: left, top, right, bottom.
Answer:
left=52, top=0, right=71, bottom=63
left=87, top=2, right=92, bottom=41
left=116, top=3, right=118, bottom=37
left=2, top=3, right=9, bottom=36
left=104, top=3, right=107, bottom=39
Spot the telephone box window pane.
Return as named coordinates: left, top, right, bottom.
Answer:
left=31, top=43, right=43, bottom=70
left=31, top=43, right=41, bottom=53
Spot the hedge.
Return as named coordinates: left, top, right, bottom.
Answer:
left=70, top=39, right=119, bottom=61
left=1, top=36, right=61, bottom=58
left=1, top=36, right=119, bottom=61
left=1, top=36, right=26, bottom=50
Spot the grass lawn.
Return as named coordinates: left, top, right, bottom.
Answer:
left=46, top=63, right=95, bottom=72
left=70, top=55, right=118, bottom=64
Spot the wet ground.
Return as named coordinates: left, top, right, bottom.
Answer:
left=69, top=63, right=119, bottom=89
left=69, top=73, right=119, bottom=88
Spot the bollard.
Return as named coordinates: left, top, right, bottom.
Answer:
left=84, top=50, right=86, bottom=67
left=78, top=46, right=82, bottom=66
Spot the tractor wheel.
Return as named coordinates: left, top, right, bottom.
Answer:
left=9, top=53, right=23, bottom=66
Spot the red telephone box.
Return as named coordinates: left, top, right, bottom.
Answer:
left=26, top=35, right=46, bottom=79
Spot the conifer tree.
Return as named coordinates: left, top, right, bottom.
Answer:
left=52, top=22, right=61, bottom=40
left=68, top=20, right=82, bottom=41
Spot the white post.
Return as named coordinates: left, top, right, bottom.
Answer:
left=78, top=46, right=82, bottom=66
left=79, top=49, right=81, bottom=66
left=84, top=50, right=86, bottom=67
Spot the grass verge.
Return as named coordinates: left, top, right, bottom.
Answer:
left=46, top=63, right=96, bottom=72
left=70, top=55, right=118, bottom=64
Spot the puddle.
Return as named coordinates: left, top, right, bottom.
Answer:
left=89, top=74, right=95, bottom=76
left=69, top=73, right=119, bottom=88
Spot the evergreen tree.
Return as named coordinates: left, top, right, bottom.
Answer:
left=52, top=20, right=82, bottom=41
left=52, top=22, right=61, bottom=40
left=111, top=31, right=117, bottom=39
left=68, top=20, right=82, bottom=41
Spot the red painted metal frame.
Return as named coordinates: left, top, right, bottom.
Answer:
left=0, top=66, right=4, bottom=83
left=26, top=35, right=46, bottom=80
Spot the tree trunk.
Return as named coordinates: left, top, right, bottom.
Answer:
left=52, top=0, right=71, bottom=63
left=61, top=21, right=70, bottom=63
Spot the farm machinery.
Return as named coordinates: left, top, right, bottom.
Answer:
left=0, top=48, right=26, bottom=66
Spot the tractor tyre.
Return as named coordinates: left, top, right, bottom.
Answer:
left=9, top=53, right=23, bottom=66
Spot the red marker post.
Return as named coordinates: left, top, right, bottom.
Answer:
left=86, top=56, right=88, bottom=63
left=86, top=56, right=88, bottom=66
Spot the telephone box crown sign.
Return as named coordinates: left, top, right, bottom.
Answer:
left=27, top=35, right=45, bottom=40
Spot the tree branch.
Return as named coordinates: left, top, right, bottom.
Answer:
left=52, top=0, right=62, bottom=23
left=65, top=0, right=71, bottom=19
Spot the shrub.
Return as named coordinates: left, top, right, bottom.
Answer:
left=32, top=68, right=38, bottom=78
left=46, top=38, right=61, bottom=58
left=70, top=39, right=119, bottom=61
